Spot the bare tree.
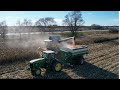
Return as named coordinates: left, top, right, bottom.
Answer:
left=16, top=20, right=23, bottom=40
left=23, top=19, right=32, bottom=26
left=35, top=17, right=56, bottom=34
left=46, top=17, right=56, bottom=33
left=35, top=19, right=43, bottom=33
left=0, top=21, right=7, bottom=40
left=63, top=11, right=85, bottom=37
left=22, top=19, right=32, bottom=38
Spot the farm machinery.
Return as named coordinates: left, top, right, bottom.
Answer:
left=29, top=35, right=88, bottom=77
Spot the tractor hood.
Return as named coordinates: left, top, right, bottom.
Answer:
left=30, top=58, right=45, bottom=64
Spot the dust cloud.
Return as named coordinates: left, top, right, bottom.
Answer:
left=5, top=26, right=75, bottom=50
left=6, top=32, right=52, bottom=49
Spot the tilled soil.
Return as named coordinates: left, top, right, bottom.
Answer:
left=0, top=39, right=119, bottom=79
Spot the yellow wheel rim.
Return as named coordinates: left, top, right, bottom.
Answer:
left=55, top=63, right=62, bottom=71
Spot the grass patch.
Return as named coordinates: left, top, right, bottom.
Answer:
left=0, top=43, right=40, bottom=65
left=93, top=37, right=119, bottom=43
left=53, top=32, right=85, bottom=38
left=52, top=30, right=110, bottom=38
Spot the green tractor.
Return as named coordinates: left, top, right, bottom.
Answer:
left=30, top=50, right=62, bottom=77
left=29, top=35, right=88, bottom=77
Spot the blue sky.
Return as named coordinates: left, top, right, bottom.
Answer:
left=0, top=11, right=119, bottom=26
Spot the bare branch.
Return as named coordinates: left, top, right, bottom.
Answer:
left=63, top=11, right=85, bottom=36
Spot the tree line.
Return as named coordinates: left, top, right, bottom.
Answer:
left=0, top=11, right=118, bottom=40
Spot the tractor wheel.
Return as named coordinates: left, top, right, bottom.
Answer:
left=73, top=56, right=84, bottom=65
left=52, top=61, right=62, bottom=72
left=31, top=69, right=41, bottom=77
left=80, top=56, right=84, bottom=65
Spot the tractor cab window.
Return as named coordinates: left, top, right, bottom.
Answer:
left=42, top=52, right=47, bottom=59
left=42, top=50, right=55, bottom=60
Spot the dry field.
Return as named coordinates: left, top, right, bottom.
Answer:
left=0, top=32, right=119, bottom=79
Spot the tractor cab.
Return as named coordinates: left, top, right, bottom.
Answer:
left=42, top=50, right=55, bottom=62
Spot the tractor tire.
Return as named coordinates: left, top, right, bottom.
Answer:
left=31, top=69, right=41, bottom=77
left=80, top=56, right=84, bottom=65
left=52, top=61, right=62, bottom=72
left=73, top=56, right=84, bottom=65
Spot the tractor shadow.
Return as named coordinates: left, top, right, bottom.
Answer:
left=70, top=61, right=119, bottom=79
left=33, top=70, right=72, bottom=79
left=44, top=71, right=72, bottom=79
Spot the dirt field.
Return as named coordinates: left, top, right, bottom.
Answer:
left=0, top=32, right=119, bottom=79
